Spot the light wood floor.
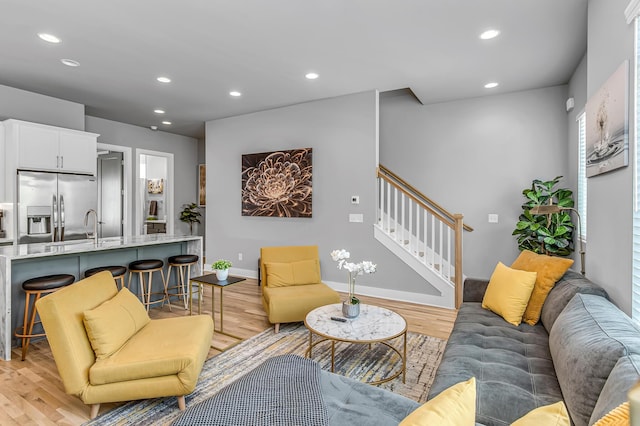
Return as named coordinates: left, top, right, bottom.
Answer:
left=1, top=277, right=457, bottom=425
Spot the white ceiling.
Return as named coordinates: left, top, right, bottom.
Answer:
left=0, top=0, right=587, bottom=139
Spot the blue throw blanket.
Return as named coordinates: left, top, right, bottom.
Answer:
left=172, top=354, right=329, bottom=426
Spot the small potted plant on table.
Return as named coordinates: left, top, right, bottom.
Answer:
left=212, top=259, right=232, bottom=281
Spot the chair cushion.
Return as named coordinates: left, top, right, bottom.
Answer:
left=89, top=315, right=213, bottom=386
left=510, top=250, right=573, bottom=326
left=83, top=287, right=150, bottom=359
left=549, top=294, right=640, bottom=426
left=400, top=377, right=476, bottom=426
left=264, top=259, right=321, bottom=287
left=262, top=283, right=340, bottom=323
left=23, top=273, right=75, bottom=291
left=482, top=262, right=537, bottom=326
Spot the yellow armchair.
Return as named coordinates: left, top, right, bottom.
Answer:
left=260, top=245, right=340, bottom=333
left=35, top=271, right=213, bottom=419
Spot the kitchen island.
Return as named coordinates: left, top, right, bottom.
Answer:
left=0, top=234, right=202, bottom=360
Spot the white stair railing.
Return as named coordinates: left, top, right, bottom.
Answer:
left=376, top=165, right=471, bottom=308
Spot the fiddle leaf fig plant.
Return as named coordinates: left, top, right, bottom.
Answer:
left=512, top=176, right=576, bottom=257
left=179, top=202, right=201, bottom=235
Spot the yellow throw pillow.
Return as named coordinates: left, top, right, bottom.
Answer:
left=482, top=262, right=537, bottom=326
left=399, top=377, right=476, bottom=426
left=593, top=402, right=629, bottom=426
left=265, top=259, right=321, bottom=287
left=511, top=401, right=570, bottom=425
left=511, top=250, right=574, bottom=325
left=83, top=287, right=150, bottom=359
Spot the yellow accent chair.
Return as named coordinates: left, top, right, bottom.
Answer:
left=35, top=270, right=213, bottom=419
left=260, top=245, right=341, bottom=333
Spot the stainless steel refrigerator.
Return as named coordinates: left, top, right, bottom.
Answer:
left=17, top=171, right=97, bottom=244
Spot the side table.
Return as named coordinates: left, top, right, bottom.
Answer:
left=189, top=273, right=246, bottom=351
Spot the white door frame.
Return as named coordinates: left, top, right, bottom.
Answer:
left=135, top=148, right=174, bottom=236
left=97, top=143, right=132, bottom=237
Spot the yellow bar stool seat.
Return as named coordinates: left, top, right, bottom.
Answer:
left=127, top=259, right=169, bottom=312
left=84, top=265, right=127, bottom=289
left=15, top=273, right=75, bottom=360
left=166, top=254, right=199, bottom=310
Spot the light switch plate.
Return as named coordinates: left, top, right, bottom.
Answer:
left=349, top=213, right=364, bottom=223
left=488, top=214, right=499, bottom=223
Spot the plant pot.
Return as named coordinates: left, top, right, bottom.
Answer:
left=342, top=300, right=360, bottom=318
left=216, top=269, right=229, bottom=281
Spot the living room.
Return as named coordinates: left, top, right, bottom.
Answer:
left=0, top=0, right=637, bottom=424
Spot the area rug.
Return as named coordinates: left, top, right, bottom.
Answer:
left=85, top=323, right=446, bottom=426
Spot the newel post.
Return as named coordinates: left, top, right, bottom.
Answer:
left=453, top=214, right=464, bottom=309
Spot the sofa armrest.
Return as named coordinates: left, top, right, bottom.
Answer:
left=463, top=278, right=490, bottom=303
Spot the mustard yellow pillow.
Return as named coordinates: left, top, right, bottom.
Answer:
left=593, top=402, right=629, bottom=426
left=482, top=262, right=537, bottom=326
left=265, top=259, right=321, bottom=287
left=399, top=377, right=476, bottom=426
left=511, top=250, right=574, bottom=325
left=83, top=287, right=150, bottom=359
left=511, top=401, right=570, bottom=425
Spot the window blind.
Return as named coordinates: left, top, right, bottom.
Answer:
left=577, top=112, right=587, bottom=243
left=632, top=17, right=640, bottom=321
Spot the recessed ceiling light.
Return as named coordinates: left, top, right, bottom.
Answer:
left=60, top=59, right=80, bottom=67
left=154, top=109, right=165, bottom=114
left=38, top=33, right=61, bottom=43
left=484, top=82, right=499, bottom=89
left=157, top=76, right=171, bottom=83
left=162, top=121, right=172, bottom=125
left=305, top=72, right=319, bottom=80
left=229, top=91, right=242, bottom=97
left=480, top=29, right=500, bottom=40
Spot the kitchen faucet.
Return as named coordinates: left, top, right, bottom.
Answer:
left=84, top=209, right=98, bottom=244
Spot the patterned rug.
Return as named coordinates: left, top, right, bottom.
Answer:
left=85, top=323, right=446, bottom=426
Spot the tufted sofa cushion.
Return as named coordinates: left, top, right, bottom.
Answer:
left=549, top=294, right=640, bottom=426
left=428, top=302, right=562, bottom=426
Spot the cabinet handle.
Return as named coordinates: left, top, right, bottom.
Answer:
left=61, top=156, right=64, bottom=168
left=56, top=155, right=59, bottom=168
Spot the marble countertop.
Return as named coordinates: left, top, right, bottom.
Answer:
left=0, top=234, right=202, bottom=260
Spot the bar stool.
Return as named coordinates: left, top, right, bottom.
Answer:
left=15, top=273, right=75, bottom=360
left=166, top=254, right=199, bottom=310
left=84, top=265, right=127, bottom=289
left=127, top=259, right=169, bottom=312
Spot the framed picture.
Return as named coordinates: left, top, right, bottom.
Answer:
left=147, top=178, right=164, bottom=194
left=198, top=164, right=206, bottom=207
left=585, top=60, right=629, bottom=177
left=241, top=148, right=313, bottom=217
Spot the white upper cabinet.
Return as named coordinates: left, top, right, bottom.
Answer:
left=4, top=120, right=98, bottom=175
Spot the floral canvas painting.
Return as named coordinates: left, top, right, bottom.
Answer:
left=585, top=60, right=629, bottom=177
left=241, top=148, right=312, bottom=217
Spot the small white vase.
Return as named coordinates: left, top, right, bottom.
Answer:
left=216, top=269, right=229, bottom=281
left=342, top=300, right=360, bottom=318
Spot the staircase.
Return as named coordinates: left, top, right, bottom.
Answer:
left=375, top=165, right=473, bottom=308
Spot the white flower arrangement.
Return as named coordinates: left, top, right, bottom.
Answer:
left=330, top=249, right=377, bottom=304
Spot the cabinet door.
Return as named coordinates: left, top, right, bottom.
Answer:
left=17, top=123, right=59, bottom=171
left=59, top=131, right=97, bottom=175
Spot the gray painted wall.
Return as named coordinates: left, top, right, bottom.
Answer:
left=205, top=91, right=439, bottom=295
left=583, top=0, right=635, bottom=314
left=379, top=86, right=569, bottom=278
left=0, top=84, right=85, bottom=130
left=86, top=116, right=200, bottom=237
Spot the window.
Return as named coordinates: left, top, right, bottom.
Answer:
left=577, top=112, right=587, bottom=243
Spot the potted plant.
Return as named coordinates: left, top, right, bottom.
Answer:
left=512, top=176, right=576, bottom=257
left=212, top=259, right=232, bottom=281
left=179, top=202, right=201, bottom=235
left=330, top=249, right=377, bottom=318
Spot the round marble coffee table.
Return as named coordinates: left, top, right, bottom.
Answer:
left=304, top=303, right=407, bottom=384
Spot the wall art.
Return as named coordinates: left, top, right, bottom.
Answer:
left=586, top=60, right=629, bottom=177
left=241, top=148, right=312, bottom=217
left=198, top=164, right=206, bottom=207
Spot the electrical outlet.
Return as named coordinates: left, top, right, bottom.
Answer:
left=349, top=213, right=364, bottom=223
left=238, top=253, right=243, bottom=261
left=488, top=214, right=499, bottom=223
left=351, top=195, right=360, bottom=205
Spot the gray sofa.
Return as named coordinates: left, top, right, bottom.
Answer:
left=428, top=270, right=640, bottom=426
